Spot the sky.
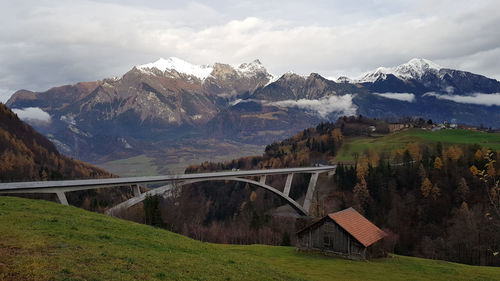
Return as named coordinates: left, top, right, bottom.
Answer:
left=1, top=0, right=500, bottom=102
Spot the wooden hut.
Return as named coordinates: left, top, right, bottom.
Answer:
left=296, top=207, right=387, bottom=260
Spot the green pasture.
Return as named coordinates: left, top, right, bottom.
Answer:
left=0, top=196, right=499, bottom=281
left=335, top=129, right=500, bottom=162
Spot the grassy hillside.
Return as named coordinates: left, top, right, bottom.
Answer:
left=335, top=128, right=500, bottom=162
left=0, top=197, right=499, bottom=281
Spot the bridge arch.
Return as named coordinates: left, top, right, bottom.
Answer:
left=1, top=166, right=336, bottom=217
left=107, top=176, right=308, bottom=216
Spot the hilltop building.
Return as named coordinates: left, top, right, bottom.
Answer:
left=388, top=123, right=409, bottom=132
left=296, top=207, right=387, bottom=260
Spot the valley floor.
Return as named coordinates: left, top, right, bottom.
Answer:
left=0, top=196, right=499, bottom=280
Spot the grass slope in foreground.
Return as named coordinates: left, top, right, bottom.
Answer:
left=336, top=128, right=500, bottom=162
left=1, top=197, right=499, bottom=281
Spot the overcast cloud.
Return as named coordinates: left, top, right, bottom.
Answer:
left=1, top=0, right=500, bottom=102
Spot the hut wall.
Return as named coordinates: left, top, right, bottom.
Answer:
left=297, top=220, right=367, bottom=260
left=297, top=222, right=324, bottom=250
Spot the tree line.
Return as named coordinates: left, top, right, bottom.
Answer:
left=334, top=142, right=499, bottom=265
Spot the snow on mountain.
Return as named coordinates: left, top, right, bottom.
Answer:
left=235, top=59, right=267, bottom=77
left=138, top=57, right=214, bottom=80
left=264, top=74, right=280, bottom=86
left=138, top=57, right=273, bottom=81
left=335, top=76, right=354, bottom=83
left=358, top=58, right=441, bottom=83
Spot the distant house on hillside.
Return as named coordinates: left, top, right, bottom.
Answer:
left=296, top=207, right=387, bottom=260
left=388, top=123, right=408, bottom=132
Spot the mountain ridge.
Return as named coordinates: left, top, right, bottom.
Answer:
left=5, top=57, right=500, bottom=169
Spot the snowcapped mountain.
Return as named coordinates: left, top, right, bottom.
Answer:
left=6, top=57, right=273, bottom=161
left=358, top=58, right=441, bottom=82
left=236, top=59, right=270, bottom=77
left=137, top=57, right=273, bottom=82
left=138, top=57, right=214, bottom=80
left=5, top=57, right=500, bottom=165
left=355, top=58, right=500, bottom=96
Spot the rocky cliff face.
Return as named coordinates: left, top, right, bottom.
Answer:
left=6, top=58, right=273, bottom=162
left=6, top=57, right=500, bottom=168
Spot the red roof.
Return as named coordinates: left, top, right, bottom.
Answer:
left=328, top=207, right=387, bottom=247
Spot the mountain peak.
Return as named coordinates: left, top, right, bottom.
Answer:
left=359, top=58, right=441, bottom=83
left=137, top=57, right=214, bottom=80
left=405, top=58, right=441, bottom=70
left=137, top=57, right=271, bottom=80
left=235, top=59, right=268, bottom=76
left=396, top=58, right=441, bottom=77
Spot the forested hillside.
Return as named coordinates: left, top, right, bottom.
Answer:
left=0, top=103, right=111, bottom=181
left=117, top=117, right=385, bottom=245
left=334, top=140, right=500, bottom=266
left=0, top=103, right=131, bottom=211
left=125, top=116, right=500, bottom=266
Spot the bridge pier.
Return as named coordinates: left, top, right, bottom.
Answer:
left=132, top=184, right=141, bottom=197
left=283, top=173, right=293, bottom=197
left=259, top=175, right=266, bottom=184
left=302, top=172, right=319, bottom=213
left=56, top=192, right=69, bottom=206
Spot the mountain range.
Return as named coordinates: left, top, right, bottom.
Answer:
left=6, top=57, right=500, bottom=173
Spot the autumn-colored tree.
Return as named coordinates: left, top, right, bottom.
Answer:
left=353, top=177, right=370, bottom=213
left=356, top=156, right=369, bottom=180
left=443, top=146, right=463, bottom=162
left=470, top=165, right=480, bottom=176
left=434, top=157, right=443, bottom=170
left=406, top=143, right=421, bottom=162
left=475, top=149, right=484, bottom=161
left=480, top=151, right=500, bottom=222
left=249, top=191, right=257, bottom=202
left=421, top=178, right=433, bottom=198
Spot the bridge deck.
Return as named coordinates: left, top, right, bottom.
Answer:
left=0, top=166, right=336, bottom=192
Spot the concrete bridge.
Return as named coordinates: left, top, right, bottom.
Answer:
left=0, top=165, right=336, bottom=216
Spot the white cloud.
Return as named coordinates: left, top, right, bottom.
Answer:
left=0, top=0, right=500, bottom=97
left=12, top=107, right=52, bottom=123
left=373, top=92, right=416, bottom=102
left=423, top=92, right=500, bottom=106
left=268, top=95, right=357, bottom=118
